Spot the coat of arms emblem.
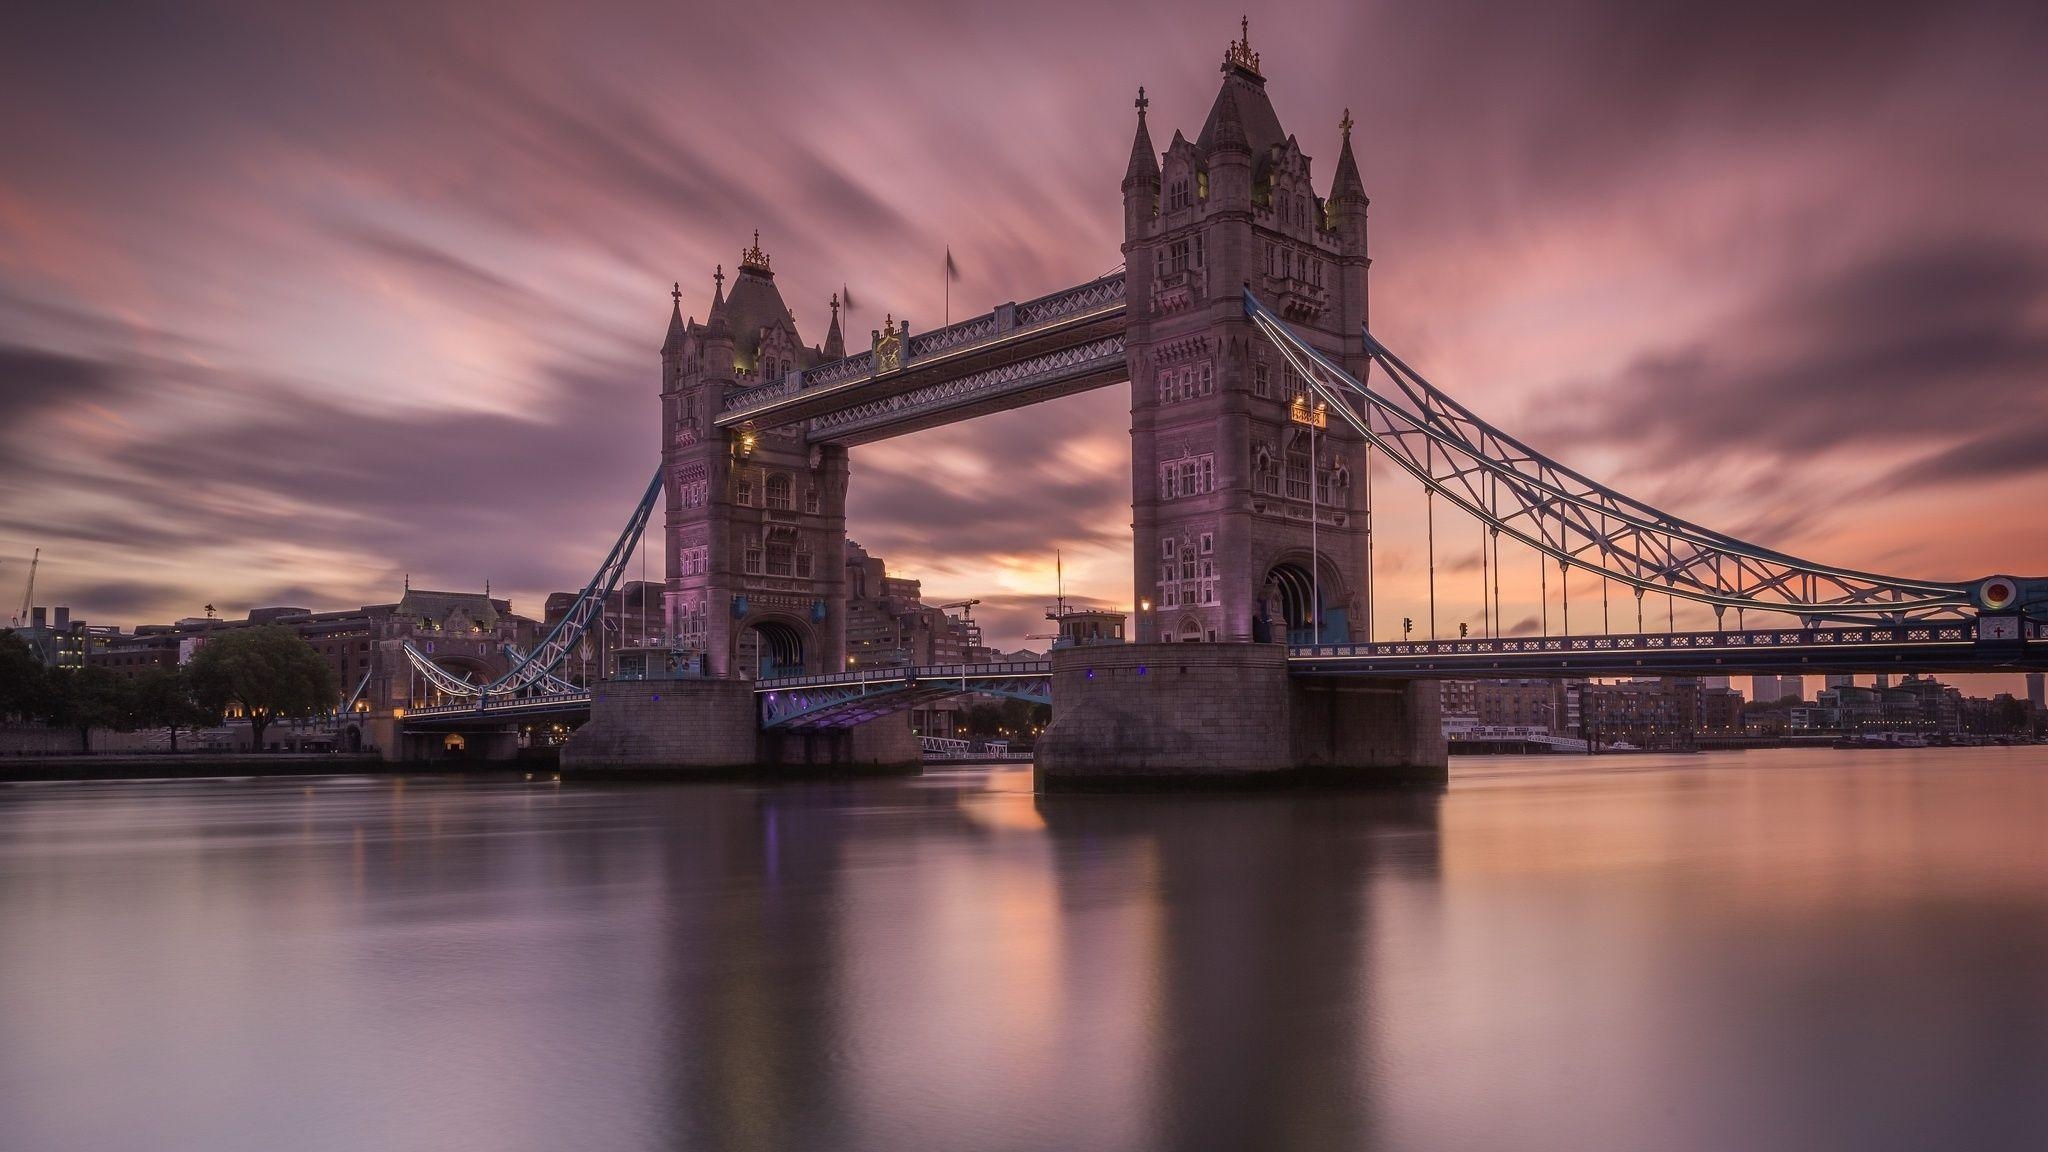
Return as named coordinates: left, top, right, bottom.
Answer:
left=874, top=314, right=902, bottom=373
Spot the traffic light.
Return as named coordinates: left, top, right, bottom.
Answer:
left=1459, top=622, right=1469, bottom=639
left=1402, top=617, right=1414, bottom=638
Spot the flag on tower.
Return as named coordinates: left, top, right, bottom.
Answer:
left=944, top=246, right=960, bottom=324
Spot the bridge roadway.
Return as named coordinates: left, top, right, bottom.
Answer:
left=400, top=618, right=2046, bottom=732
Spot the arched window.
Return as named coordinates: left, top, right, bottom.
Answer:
left=765, top=473, right=793, bottom=510
left=765, top=527, right=796, bottom=577
left=1285, top=434, right=1311, bottom=500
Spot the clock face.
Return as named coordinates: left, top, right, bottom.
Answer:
left=1979, top=616, right=2021, bottom=641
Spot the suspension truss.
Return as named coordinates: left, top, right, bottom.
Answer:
left=400, top=468, right=664, bottom=701
left=1244, top=290, right=1980, bottom=624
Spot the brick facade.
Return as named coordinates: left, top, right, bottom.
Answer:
left=1120, top=29, right=1372, bottom=645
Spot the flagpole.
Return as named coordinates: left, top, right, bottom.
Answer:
left=944, top=246, right=951, bottom=327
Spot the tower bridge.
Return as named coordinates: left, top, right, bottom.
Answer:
left=392, top=22, right=2046, bottom=782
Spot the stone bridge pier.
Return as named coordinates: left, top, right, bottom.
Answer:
left=558, top=679, right=919, bottom=776
left=1034, top=642, right=1445, bottom=790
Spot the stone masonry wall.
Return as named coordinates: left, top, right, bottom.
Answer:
left=1289, top=676, right=1447, bottom=785
left=559, top=678, right=760, bottom=771
left=1036, top=642, right=1448, bottom=789
left=1036, top=642, right=1296, bottom=786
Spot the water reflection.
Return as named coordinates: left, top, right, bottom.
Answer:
left=1037, top=790, right=1441, bottom=1150
left=2, top=751, right=2046, bottom=1151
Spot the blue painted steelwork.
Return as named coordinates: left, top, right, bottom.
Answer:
left=401, top=468, right=663, bottom=703
left=756, top=661, right=1052, bottom=729
left=1287, top=620, right=2048, bottom=678
left=403, top=690, right=592, bottom=725
left=1245, top=290, right=2035, bottom=625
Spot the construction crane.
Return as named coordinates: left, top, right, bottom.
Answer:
left=13, top=548, right=37, bottom=629
left=935, top=598, right=983, bottom=647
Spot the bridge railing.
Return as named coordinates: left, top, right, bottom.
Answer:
left=1289, top=622, right=1985, bottom=662
left=405, top=690, right=593, bottom=719
left=757, top=660, right=1053, bottom=692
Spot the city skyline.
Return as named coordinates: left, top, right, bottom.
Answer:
left=4, top=2, right=2046, bottom=662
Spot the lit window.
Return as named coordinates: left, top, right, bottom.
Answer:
left=1285, top=439, right=1310, bottom=501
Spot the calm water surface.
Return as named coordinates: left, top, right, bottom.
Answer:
left=3, top=748, right=2046, bottom=1151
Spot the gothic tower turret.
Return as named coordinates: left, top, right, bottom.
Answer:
left=1124, top=20, right=1371, bottom=646
left=1123, top=87, right=1161, bottom=236
left=1327, top=109, right=1371, bottom=342
left=660, top=240, right=850, bottom=680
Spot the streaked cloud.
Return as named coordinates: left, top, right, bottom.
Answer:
left=1, top=0, right=2044, bottom=657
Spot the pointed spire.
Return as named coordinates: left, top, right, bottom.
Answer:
left=1123, top=86, right=1160, bottom=189
left=662, top=281, right=688, bottom=354
left=1209, top=85, right=1251, bottom=156
left=1330, top=108, right=1366, bottom=205
left=823, top=292, right=845, bottom=358
left=705, top=264, right=729, bottom=334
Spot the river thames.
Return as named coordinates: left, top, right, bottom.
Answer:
left=2, top=748, right=2044, bottom=1151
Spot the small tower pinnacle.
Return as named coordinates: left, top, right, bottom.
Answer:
left=1223, top=14, right=1260, bottom=77
left=740, top=230, right=772, bottom=273
left=1124, top=84, right=1161, bottom=190
left=663, top=280, right=688, bottom=354
left=1331, top=108, right=1367, bottom=207
left=823, top=292, right=845, bottom=359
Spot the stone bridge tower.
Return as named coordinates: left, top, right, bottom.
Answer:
left=660, top=235, right=850, bottom=678
left=1121, top=22, right=1372, bottom=646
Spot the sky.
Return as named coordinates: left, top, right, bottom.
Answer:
left=2, top=0, right=2046, bottom=681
